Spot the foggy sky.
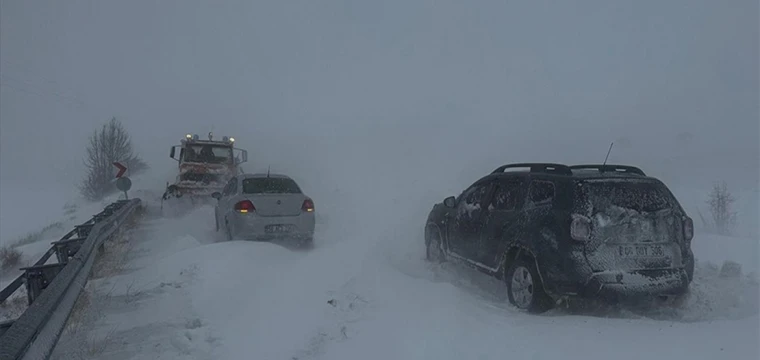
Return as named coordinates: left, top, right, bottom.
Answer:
left=1, top=0, right=758, bottom=200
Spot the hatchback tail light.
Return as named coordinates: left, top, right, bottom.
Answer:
left=570, top=214, right=591, bottom=241
left=234, top=200, right=255, bottom=213
left=683, top=216, right=694, bottom=241
left=302, top=198, right=314, bottom=212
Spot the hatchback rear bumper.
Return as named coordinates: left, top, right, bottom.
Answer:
left=579, top=268, right=690, bottom=299
left=229, top=212, right=315, bottom=241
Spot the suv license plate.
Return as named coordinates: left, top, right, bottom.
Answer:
left=265, top=225, right=292, bottom=234
left=618, top=244, right=665, bottom=258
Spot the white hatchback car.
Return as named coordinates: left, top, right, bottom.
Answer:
left=212, top=173, right=315, bottom=245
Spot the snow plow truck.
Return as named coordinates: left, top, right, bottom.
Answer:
left=162, top=132, right=248, bottom=210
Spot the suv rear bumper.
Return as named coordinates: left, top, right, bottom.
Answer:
left=579, top=268, right=690, bottom=299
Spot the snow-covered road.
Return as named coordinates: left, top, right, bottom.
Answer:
left=50, top=196, right=759, bottom=360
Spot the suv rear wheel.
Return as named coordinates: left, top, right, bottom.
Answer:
left=505, top=257, right=552, bottom=313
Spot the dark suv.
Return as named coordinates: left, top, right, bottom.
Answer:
left=424, top=163, right=695, bottom=313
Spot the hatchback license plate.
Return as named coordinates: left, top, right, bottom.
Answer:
left=618, top=244, right=665, bottom=258
left=265, top=224, right=292, bottom=234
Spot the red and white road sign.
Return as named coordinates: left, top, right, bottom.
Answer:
left=113, top=162, right=127, bottom=178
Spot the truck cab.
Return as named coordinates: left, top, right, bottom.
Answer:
left=164, top=133, right=248, bottom=200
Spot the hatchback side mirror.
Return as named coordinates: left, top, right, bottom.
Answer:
left=211, top=192, right=222, bottom=200
left=443, top=196, right=456, bottom=208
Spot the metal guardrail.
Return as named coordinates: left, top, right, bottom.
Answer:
left=0, top=198, right=142, bottom=360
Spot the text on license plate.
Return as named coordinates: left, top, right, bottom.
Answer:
left=265, top=224, right=292, bottom=234
left=617, top=244, right=665, bottom=258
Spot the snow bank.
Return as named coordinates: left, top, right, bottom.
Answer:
left=49, top=205, right=218, bottom=359
left=691, top=233, right=759, bottom=275
left=317, top=266, right=758, bottom=360
left=285, top=213, right=760, bottom=360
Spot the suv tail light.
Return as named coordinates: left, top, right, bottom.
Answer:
left=302, top=198, right=314, bottom=212
left=683, top=216, right=694, bottom=241
left=234, top=200, right=255, bottom=213
left=570, top=214, right=591, bottom=241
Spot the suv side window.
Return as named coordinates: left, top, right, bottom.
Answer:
left=490, top=178, right=524, bottom=211
left=528, top=180, right=555, bottom=206
left=457, top=182, right=492, bottom=215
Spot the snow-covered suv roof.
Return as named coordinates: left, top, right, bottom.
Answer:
left=490, top=163, right=649, bottom=180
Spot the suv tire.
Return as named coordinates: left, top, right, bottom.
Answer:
left=685, top=255, right=695, bottom=283
left=426, top=231, right=446, bottom=263
left=505, top=257, right=552, bottom=313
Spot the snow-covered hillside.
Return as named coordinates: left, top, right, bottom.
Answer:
left=45, top=184, right=759, bottom=360
left=0, top=175, right=165, bottom=293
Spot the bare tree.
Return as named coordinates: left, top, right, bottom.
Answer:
left=706, top=181, right=737, bottom=236
left=79, top=117, right=148, bottom=201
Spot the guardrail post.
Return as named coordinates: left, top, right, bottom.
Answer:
left=20, top=263, right=65, bottom=305
left=102, top=205, right=116, bottom=216
left=0, top=319, right=13, bottom=337
left=74, top=224, right=94, bottom=238
left=52, top=237, right=86, bottom=265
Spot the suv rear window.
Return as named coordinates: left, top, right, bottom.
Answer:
left=242, top=178, right=302, bottom=194
left=579, top=180, right=676, bottom=214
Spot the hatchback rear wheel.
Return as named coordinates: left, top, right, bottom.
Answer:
left=225, top=220, right=233, bottom=241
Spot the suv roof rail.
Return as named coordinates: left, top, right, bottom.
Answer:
left=569, top=164, right=646, bottom=176
left=492, top=163, right=573, bottom=176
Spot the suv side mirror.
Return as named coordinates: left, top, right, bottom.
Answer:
left=443, top=196, right=456, bottom=208
left=211, top=192, right=222, bottom=200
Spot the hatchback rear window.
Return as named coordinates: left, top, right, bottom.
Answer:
left=243, top=178, right=302, bottom=194
left=579, top=180, right=675, bottom=214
